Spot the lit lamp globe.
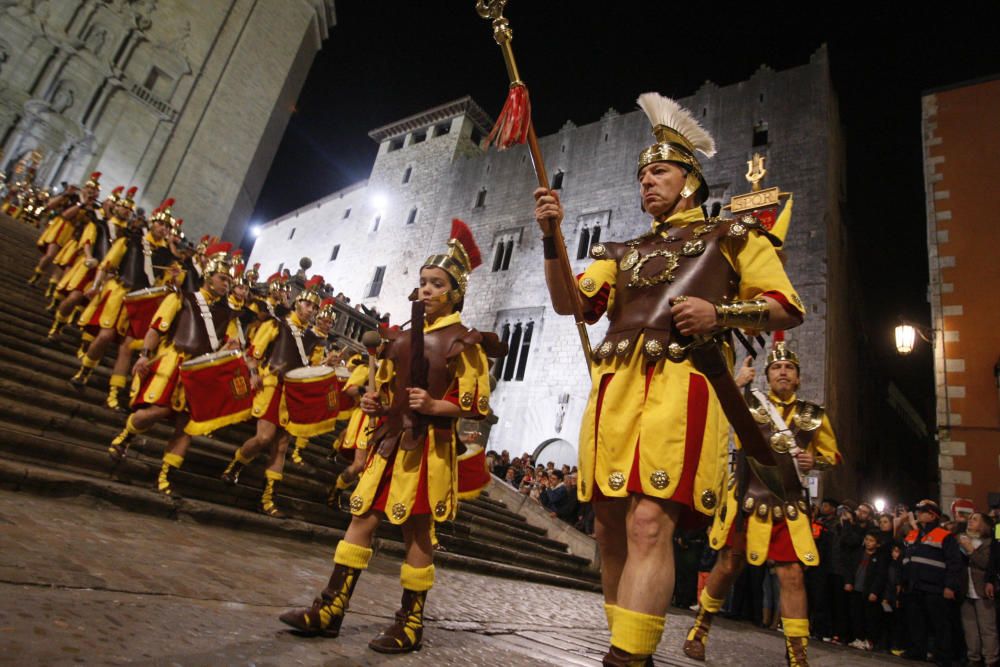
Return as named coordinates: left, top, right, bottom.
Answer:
left=894, top=324, right=916, bottom=355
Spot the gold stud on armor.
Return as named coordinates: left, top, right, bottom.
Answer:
left=786, top=503, right=799, bottom=520
left=590, top=243, right=607, bottom=259
left=644, top=339, right=664, bottom=358
left=803, top=552, right=817, bottom=563
left=650, top=470, right=670, bottom=490
left=743, top=497, right=756, bottom=513
left=434, top=501, right=448, bottom=518
left=619, top=248, right=639, bottom=271
left=580, top=277, right=597, bottom=292
left=597, top=341, right=614, bottom=359
left=797, top=500, right=809, bottom=513
left=391, top=503, right=407, bottom=521
left=615, top=339, right=631, bottom=356
left=701, top=489, right=717, bottom=510
left=772, top=505, right=784, bottom=521
left=756, top=503, right=769, bottom=518
left=608, top=471, right=626, bottom=491
left=477, top=396, right=489, bottom=413
left=460, top=392, right=474, bottom=409
left=349, top=496, right=363, bottom=512
left=667, top=342, right=686, bottom=361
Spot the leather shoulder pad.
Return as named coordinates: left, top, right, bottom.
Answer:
left=477, top=330, right=509, bottom=358
left=724, top=215, right=783, bottom=248
left=793, top=400, right=825, bottom=432
left=445, top=325, right=479, bottom=359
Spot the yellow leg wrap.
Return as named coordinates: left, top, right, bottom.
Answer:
left=109, top=374, right=127, bottom=389
left=610, top=607, right=665, bottom=657
left=236, top=449, right=254, bottom=465
left=400, top=563, right=435, bottom=593
left=265, top=469, right=283, bottom=482
left=163, top=453, right=184, bottom=469
left=158, top=455, right=182, bottom=495
left=699, top=589, right=725, bottom=614
left=333, top=541, right=373, bottom=570
left=605, top=603, right=618, bottom=632
left=782, top=617, right=809, bottom=638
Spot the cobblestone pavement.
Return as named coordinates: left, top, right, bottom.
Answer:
left=0, top=489, right=901, bottom=666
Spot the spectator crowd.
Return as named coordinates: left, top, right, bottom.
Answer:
left=485, top=449, right=999, bottom=667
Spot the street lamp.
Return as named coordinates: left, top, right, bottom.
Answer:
left=893, top=320, right=933, bottom=355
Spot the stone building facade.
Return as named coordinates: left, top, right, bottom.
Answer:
left=922, top=77, right=1000, bottom=512
left=249, top=47, right=860, bottom=491
left=0, top=0, right=335, bottom=240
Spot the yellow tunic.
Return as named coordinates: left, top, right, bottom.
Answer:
left=350, top=312, right=492, bottom=525
left=37, top=214, right=73, bottom=248
left=709, top=392, right=841, bottom=565
left=576, top=207, right=804, bottom=517
left=338, top=362, right=372, bottom=451
left=57, top=222, right=98, bottom=292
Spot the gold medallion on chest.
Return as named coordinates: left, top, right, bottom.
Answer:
left=619, top=248, right=639, bottom=272
left=628, top=249, right=680, bottom=288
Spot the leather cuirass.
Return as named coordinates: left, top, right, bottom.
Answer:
left=171, top=292, right=234, bottom=357
left=119, top=231, right=174, bottom=290
left=265, top=319, right=322, bottom=376
left=591, top=218, right=749, bottom=364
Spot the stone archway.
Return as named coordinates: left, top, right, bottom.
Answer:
left=531, top=438, right=576, bottom=469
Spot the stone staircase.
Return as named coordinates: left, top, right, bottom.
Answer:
left=0, top=213, right=600, bottom=590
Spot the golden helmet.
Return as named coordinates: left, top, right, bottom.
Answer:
left=636, top=93, right=717, bottom=203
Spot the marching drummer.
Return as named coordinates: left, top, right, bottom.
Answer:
left=107, top=242, right=242, bottom=497
left=71, top=198, right=180, bottom=415
left=47, top=187, right=136, bottom=341
left=220, top=275, right=330, bottom=518
left=289, top=296, right=344, bottom=465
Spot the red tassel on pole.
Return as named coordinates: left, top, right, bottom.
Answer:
left=486, top=83, right=532, bottom=149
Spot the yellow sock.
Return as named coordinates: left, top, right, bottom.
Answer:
left=782, top=617, right=809, bottom=638
left=400, top=563, right=435, bottom=592
left=109, top=374, right=127, bottom=389
left=333, top=540, right=373, bottom=570
left=699, top=588, right=725, bottom=614
left=235, top=450, right=253, bottom=465
left=610, top=606, right=665, bottom=656
left=82, top=355, right=98, bottom=369
left=604, top=603, right=618, bottom=632
left=163, top=453, right=183, bottom=469
left=125, top=414, right=147, bottom=435
left=265, top=469, right=283, bottom=482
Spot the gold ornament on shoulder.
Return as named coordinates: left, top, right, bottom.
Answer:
left=693, top=222, right=717, bottom=237
left=644, top=339, right=664, bottom=359
left=460, top=392, right=474, bottom=409
left=728, top=223, right=747, bottom=239
left=391, top=503, right=406, bottom=521
left=650, top=470, right=670, bottom=490
left=590, top=243, right=608, bottom=259
left=434, top=501, right=448, bottom=518
left=619, top=248, right=639, bottom=271
left=349, top=495, right=363, bottom=512
left=608, top=471, right=626, bottom=491
left=793, top=406, right=822, bottom=432
left=701, top=489, right=718, bottom=510
left=580, top=277, right=597, bottom=293
left=682, top=239, right=706, bottom=257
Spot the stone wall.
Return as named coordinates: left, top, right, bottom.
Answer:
left=0, top=0, right=335, bottom=240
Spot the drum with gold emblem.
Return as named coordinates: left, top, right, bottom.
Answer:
left=282, top=365, right=341, bottom=438
left=123, top=285, right=173, bottom=339
left=179, top=349, right=253, bottom=435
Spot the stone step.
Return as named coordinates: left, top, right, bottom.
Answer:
left=0, top=213, right=600, bottom=586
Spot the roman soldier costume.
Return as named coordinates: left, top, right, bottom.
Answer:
left=278, top=219, right=507, bottom=654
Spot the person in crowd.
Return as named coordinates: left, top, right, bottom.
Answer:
left=901, top=499, right=964, bottom=667
left=883, top=541, right=907, bottom=656
left=846, top=530, right=888, bottom=651
left=958, top=512, right=997, bottom=667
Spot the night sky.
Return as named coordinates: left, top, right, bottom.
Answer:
left=254, top=3, right=1000, bottom=424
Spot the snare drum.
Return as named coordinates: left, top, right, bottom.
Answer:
left=180, top=349, right=253, bottom=435
left=124, top=286, right=173, bottom=339
left=282, top=365, right=340, bottom=437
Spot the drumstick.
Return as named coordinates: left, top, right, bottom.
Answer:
left=360, top=330, right=382, bottom=394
